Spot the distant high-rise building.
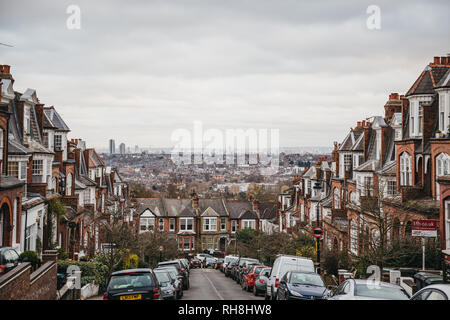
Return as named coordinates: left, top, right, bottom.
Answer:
left=109, top=139, right=116, bottom=155
left=127, top=146, right=131, bottom=154
left=119, top=143, right=126, bottom=155
left=135, top=145, right=139, bottom=153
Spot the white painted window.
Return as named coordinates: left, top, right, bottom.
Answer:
left=220, top=217, right=226, bottom=231
left=203, top=217, right=217, bottom=231
left=140, top=217, right=155, bottom=232
left=350, top=219, right=358, bottom=255
left=169, top=218, right=175, bottom=231
left=231, top=220, right=237, bottom=233
left=387, top=180, right=396, bottom=197
left=66, top=173, right=72, bottom=196
left=334, top=188, right=340, bottom=209
left=159, top=218, right=164, bottom=231
left=32, top=159, right=43, bottom=175
left=436, top=153, right=450, bottom=177
left=180, top=217, right=193, bottom=231
left=242, top=220, right=255, bottom=229
left=400, top=153, right=412, bottom=186
left=344, top=154, right=352, bottom=172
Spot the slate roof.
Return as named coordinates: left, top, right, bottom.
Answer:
left=44, top=107, right=70, bottom=131
left=199, top=199, right=227, bottom=216
left=259, top=202, right=277, bottom=219
left=436, top=68, right=450, bottom=88
left=406, top=65, right=450, bottom=97
left=163, top=199, right=194, bottom=217
left=224, top=201, right=252, bottom=219
left=135, top=198, right=164, bottom=217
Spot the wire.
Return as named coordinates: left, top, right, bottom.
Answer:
left=0, top=42, right=14, bottom=47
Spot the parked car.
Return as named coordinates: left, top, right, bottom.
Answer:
left=0, top=247, right=20, bottom=275
left=413, top=272, right=444, bottom=290
left=410, top=284, right=450, bottom=300
left=253, top=267, right=271, bottom=296
left=155, top=267, right=183, bottom=299
left=225, top=261, right=238, bottom=278
left=178, top=258, right=190, bottom=274
left=195, top=253, right=214, bottom=262
left=266, top=255, right=315, bottom=300
left=190, top=258, right=201, bottom=268
left=214, top=258, right=224, bottom=270
left=276, top=271, right=328, bottom=300
left=203, top=257, right=216, bottom=268
left=242, top=265, right=267, bottom=292
left=328, top=279, right=410, bottom=300
left=103, top=268, right=160, bottom=300
left=236, top=257, right=260, bottom=284
left=223, top=255, right=239, bottom=273
left=158, top=260, right=190, bottom=290
left=154, top=269, right=178, bottom=300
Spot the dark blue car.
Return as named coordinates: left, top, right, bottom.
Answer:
left=276, top=271, right=327, bottom=300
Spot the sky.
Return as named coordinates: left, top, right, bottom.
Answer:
left=0, top=0, right=449, bottom=151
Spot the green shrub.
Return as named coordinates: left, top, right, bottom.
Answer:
left=57, top=248, right=69, bottom=260
left=20, top=251, right=41, bottom=270
left=57, top=259, right=109, bottom=292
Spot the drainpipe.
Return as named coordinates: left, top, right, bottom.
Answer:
left=23, top=208, right=28, bottom=251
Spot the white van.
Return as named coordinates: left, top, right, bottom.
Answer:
left=265, top=255, right=315, bottom=300
left=223, top=255, right=239, bottom=269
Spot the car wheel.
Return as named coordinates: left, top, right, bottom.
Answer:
left=247, top=285, right=251, bottom=292
left=253, top=286, right=258, bottom=296
left=264, top=291, right=270, bottom=300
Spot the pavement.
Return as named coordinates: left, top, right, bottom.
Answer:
left=182, top=267, right=264, bottom=300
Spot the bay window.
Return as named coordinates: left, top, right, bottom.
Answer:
left=242, top=220, right=255, bottom=229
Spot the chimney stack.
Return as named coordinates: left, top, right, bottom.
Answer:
left=0, top=65, right=11, bottom=74
left=357, top=121, right=362, bottom=127
left=433, top=57, right=440, bottom=65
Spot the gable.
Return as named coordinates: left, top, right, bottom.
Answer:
left=140, top=208, right=156, bottom=218
left=201, top=207, right=219, bottom=217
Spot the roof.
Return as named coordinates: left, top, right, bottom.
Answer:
left=225, top=201, right=252, bottom=219
left=406, top=65, right=450, bottom=97
left=44, top=107, right=70, bottom=131
left=199, top=199, right=227, bottom=216
left=436, top=68, right=450, bottom=88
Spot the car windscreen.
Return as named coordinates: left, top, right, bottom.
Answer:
left=158, top=262, right=180, bottom=270
left=240, top=259, right=259, bottom=266
left=154, top=271, right=171, bottom=285
left=290, top=273, right=324, bottom=287
left=355, top=284, right=410, bottom=300
left=254, top=267, right=264, bottom=274
left=107, top=273, right=154, bottom=290
left=225, top=257, right=238, bottom=264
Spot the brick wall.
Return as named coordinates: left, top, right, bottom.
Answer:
left=0, top=251, right=58, bottom=300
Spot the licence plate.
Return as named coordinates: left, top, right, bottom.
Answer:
left=120, top=294, right=142, bottom=300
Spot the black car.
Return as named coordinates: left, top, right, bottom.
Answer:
left=277, top=271, right=327, bottom=300
left=103, top=268, right=160, bottom=300
left=190, top=258, right=201, bottom=268
left=225, top=261, right=237, bottom=278
left=158, top=260, right=190, bottom=290
left=0, top=247, right=20, bottom=275
left=215, top=258, right=224, bottom=270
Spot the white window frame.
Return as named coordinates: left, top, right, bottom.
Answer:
left=203, top=217, right=217, bottom=231
left=242, top=219, right=255, bottom=230
left=180, top=217, right=193, bottom=231
left=400, top=153, right=412, bottom=186
left=169, top=218, right=175, bottom=232
left=220, top=217, right=226, bottom=231
left=231, top=220, right=237, bottom=233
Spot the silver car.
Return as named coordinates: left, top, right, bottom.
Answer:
left=328, top=279, right=410, bottom=300
left=410, top=284, right=450, bottom=300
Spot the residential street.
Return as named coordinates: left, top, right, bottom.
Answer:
left=183, top=268, right=264, bottom=300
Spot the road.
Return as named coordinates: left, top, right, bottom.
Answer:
left=183, top=268, right=264, bottom=300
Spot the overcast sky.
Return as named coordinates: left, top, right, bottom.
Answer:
left=1, top=0, right=449, bottom=150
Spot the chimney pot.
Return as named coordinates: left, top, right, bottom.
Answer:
left=441, top=57, right=448, bottom=65
left=362, top=120, right=366, bottom=127
left=3, top=65, right=10, bottom=74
